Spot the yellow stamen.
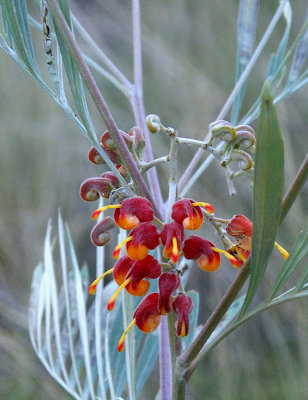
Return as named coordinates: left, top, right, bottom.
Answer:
left=112, top=236, right=133, bottom=259
left=92, top=204, right=121, bottom=220
left=117, top=318, right=136, bottom=352
left=171, top=236, right=179, bottom=264
left=211, top=247, right=241, bottom=267
left=274, top=242, right=289, bottom=260
left=107, top=277, right=131, bottom=311
left=192, top=202, right=214, bottom=214
left=89, top=268, right=114, bottom=295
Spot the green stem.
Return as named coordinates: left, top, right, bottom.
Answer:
left=46, top=0, right=162, bottom=218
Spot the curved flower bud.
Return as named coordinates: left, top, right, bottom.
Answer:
left=128, top=126, right=146, bottom=157
left=92, top=196, right=154, bottom=230
left=232, top=150, right=253, bottom=171
left=115, top=164, right=127, bottom=178
left=158, top=272, right=180, bottom=315
left=183, top=235, right=240, bottom=270
left=118, top=292, right=161, bottom=352
left=146, top=114, right=161, bottom=133
left=80, top=177, right=116, bottom=201
left=226, top=215, right=253, bottom=237
left=160, top=222, right=184, bottom=263
left=91, top=216, right=116, bottom=246
left=88, top=144, right=121, bottom=164
left=101, top=130, right=132, bottom=151
left=232, top=127, right=255, bottom=149
left=172, top=199, right=214, bottom=230
left=172, top=293, right=193, bottom=337
left=208, top=120, right=236, bottom=144
left=113, top=222, right=160, bottom=260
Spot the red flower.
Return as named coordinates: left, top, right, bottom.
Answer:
left=183, top=235, right=240, bottom=270
left=160, top=222, right=184, bottom=263
left=118, top=292, right=162, bottom=352
left=171, top=199, right=214, bottom=230
left=158, top=272, right=180, bottom=315
left=92, top=196, right=154, bottom=230
left=226, top=214, right=253, bottom=237
left=107, top=255, right=161, bottom=310
left=112, top=222, right=160, bottom=260
left=227, top=245, right=250, bottom=267
left=172, top=293, right=193, bottom=337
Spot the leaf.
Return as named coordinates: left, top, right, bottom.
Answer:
left=0, top=0, right=39, bottom=75
left=207, top=294, right=246, bottom=346
left=240, top=82, right=284, bottom=316
left=287, top=10, right=308, bottom=86
left=66, top=224, right=96, bottom=400
left=231, top=0, right=259, bottom=124
left=268, top=217, right=308, bottom=300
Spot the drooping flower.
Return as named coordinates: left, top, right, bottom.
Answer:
left=172, top=293, right=193, bottom=337
left=160, top=222, right=184, bottom=263
left=226, top=214, right=289, bottom=260
left=112, top=222, right=160, bottom=260
left=171, top=199, right=214, bottom=230
left=158, top=272, right=180, bottom=315
left=183, top=235, right=240, bottom=270
left=92, top=196, right=154, bottom=230
left=118, top=292, right=162, bottom=352
left=89, top=255, right=161, bottom=311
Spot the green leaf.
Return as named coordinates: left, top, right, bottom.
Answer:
left=268, top=217, right=308, bottom=300
left=0, top=0, right=39, bottom=75
left=240, top=81, right=285, bottom=316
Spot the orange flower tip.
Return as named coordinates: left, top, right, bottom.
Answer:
left=107, top=300, right=115, bottom=311
left=274, top=242, right=289, bottom=260
left=92, top=209, right=103, bottom=220
left=117, top=341, right=124, bottom=353
left=230, top=258, right=241, bottom=268
left=112, top=248, right=120, bottom=259
left=89, top=284, right=97, bottom=295
left=204, top=204, right=214, bottom=214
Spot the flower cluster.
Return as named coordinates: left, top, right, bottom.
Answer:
left=83, top=195, right=245, bottom=352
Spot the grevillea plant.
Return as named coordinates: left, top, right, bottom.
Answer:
left=1, top=0, right=308, bottom=399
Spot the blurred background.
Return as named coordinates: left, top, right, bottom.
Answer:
left=0, top=0, right=307, bottom=399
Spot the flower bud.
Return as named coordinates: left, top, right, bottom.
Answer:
left=128, top=126, right=146, bottom=157
left=158, top=272, right=180, bottom=315
left=146, top=114, right=161, bottom=133
left=172, top=293, right=193, bottom=337
left=101, top=130, right=132, bottom=151
left=80, top=177, right=116, bottom=201
left=91, top=216, right=116, bottom=246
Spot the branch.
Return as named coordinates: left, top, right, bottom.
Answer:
left=280, top=152, right=308, bottom=222
left=177, top=0, right=288, bottom=192
left=46, top=0, right=163, bottom=218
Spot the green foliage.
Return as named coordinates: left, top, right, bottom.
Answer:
left=240, top=82, right=285, bottom=316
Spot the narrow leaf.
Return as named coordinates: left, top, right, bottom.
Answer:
left=240, top=81, right=284, bottom=316
left=66, top=224, right=96, bottom=400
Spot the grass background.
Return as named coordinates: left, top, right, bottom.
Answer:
left=0, top=0, right=307, bottom=399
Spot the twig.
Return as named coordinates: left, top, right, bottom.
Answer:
left=178, top=0, right=288, bottom=192
left=131, top=0, right=165, bottom=214
left=46, top=0, right=163, bottom=219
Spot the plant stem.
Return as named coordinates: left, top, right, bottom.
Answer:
left=131, top=0, right=165, bottom=214
left=46, top=0, right=162, bottom=218
left=159, top=316, right=172, bottom=400
left=178, top=150, right=308, bottom=379
left=280, top=152, right=308, bottom=222
left=178, top=0, right=288, bottom=192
